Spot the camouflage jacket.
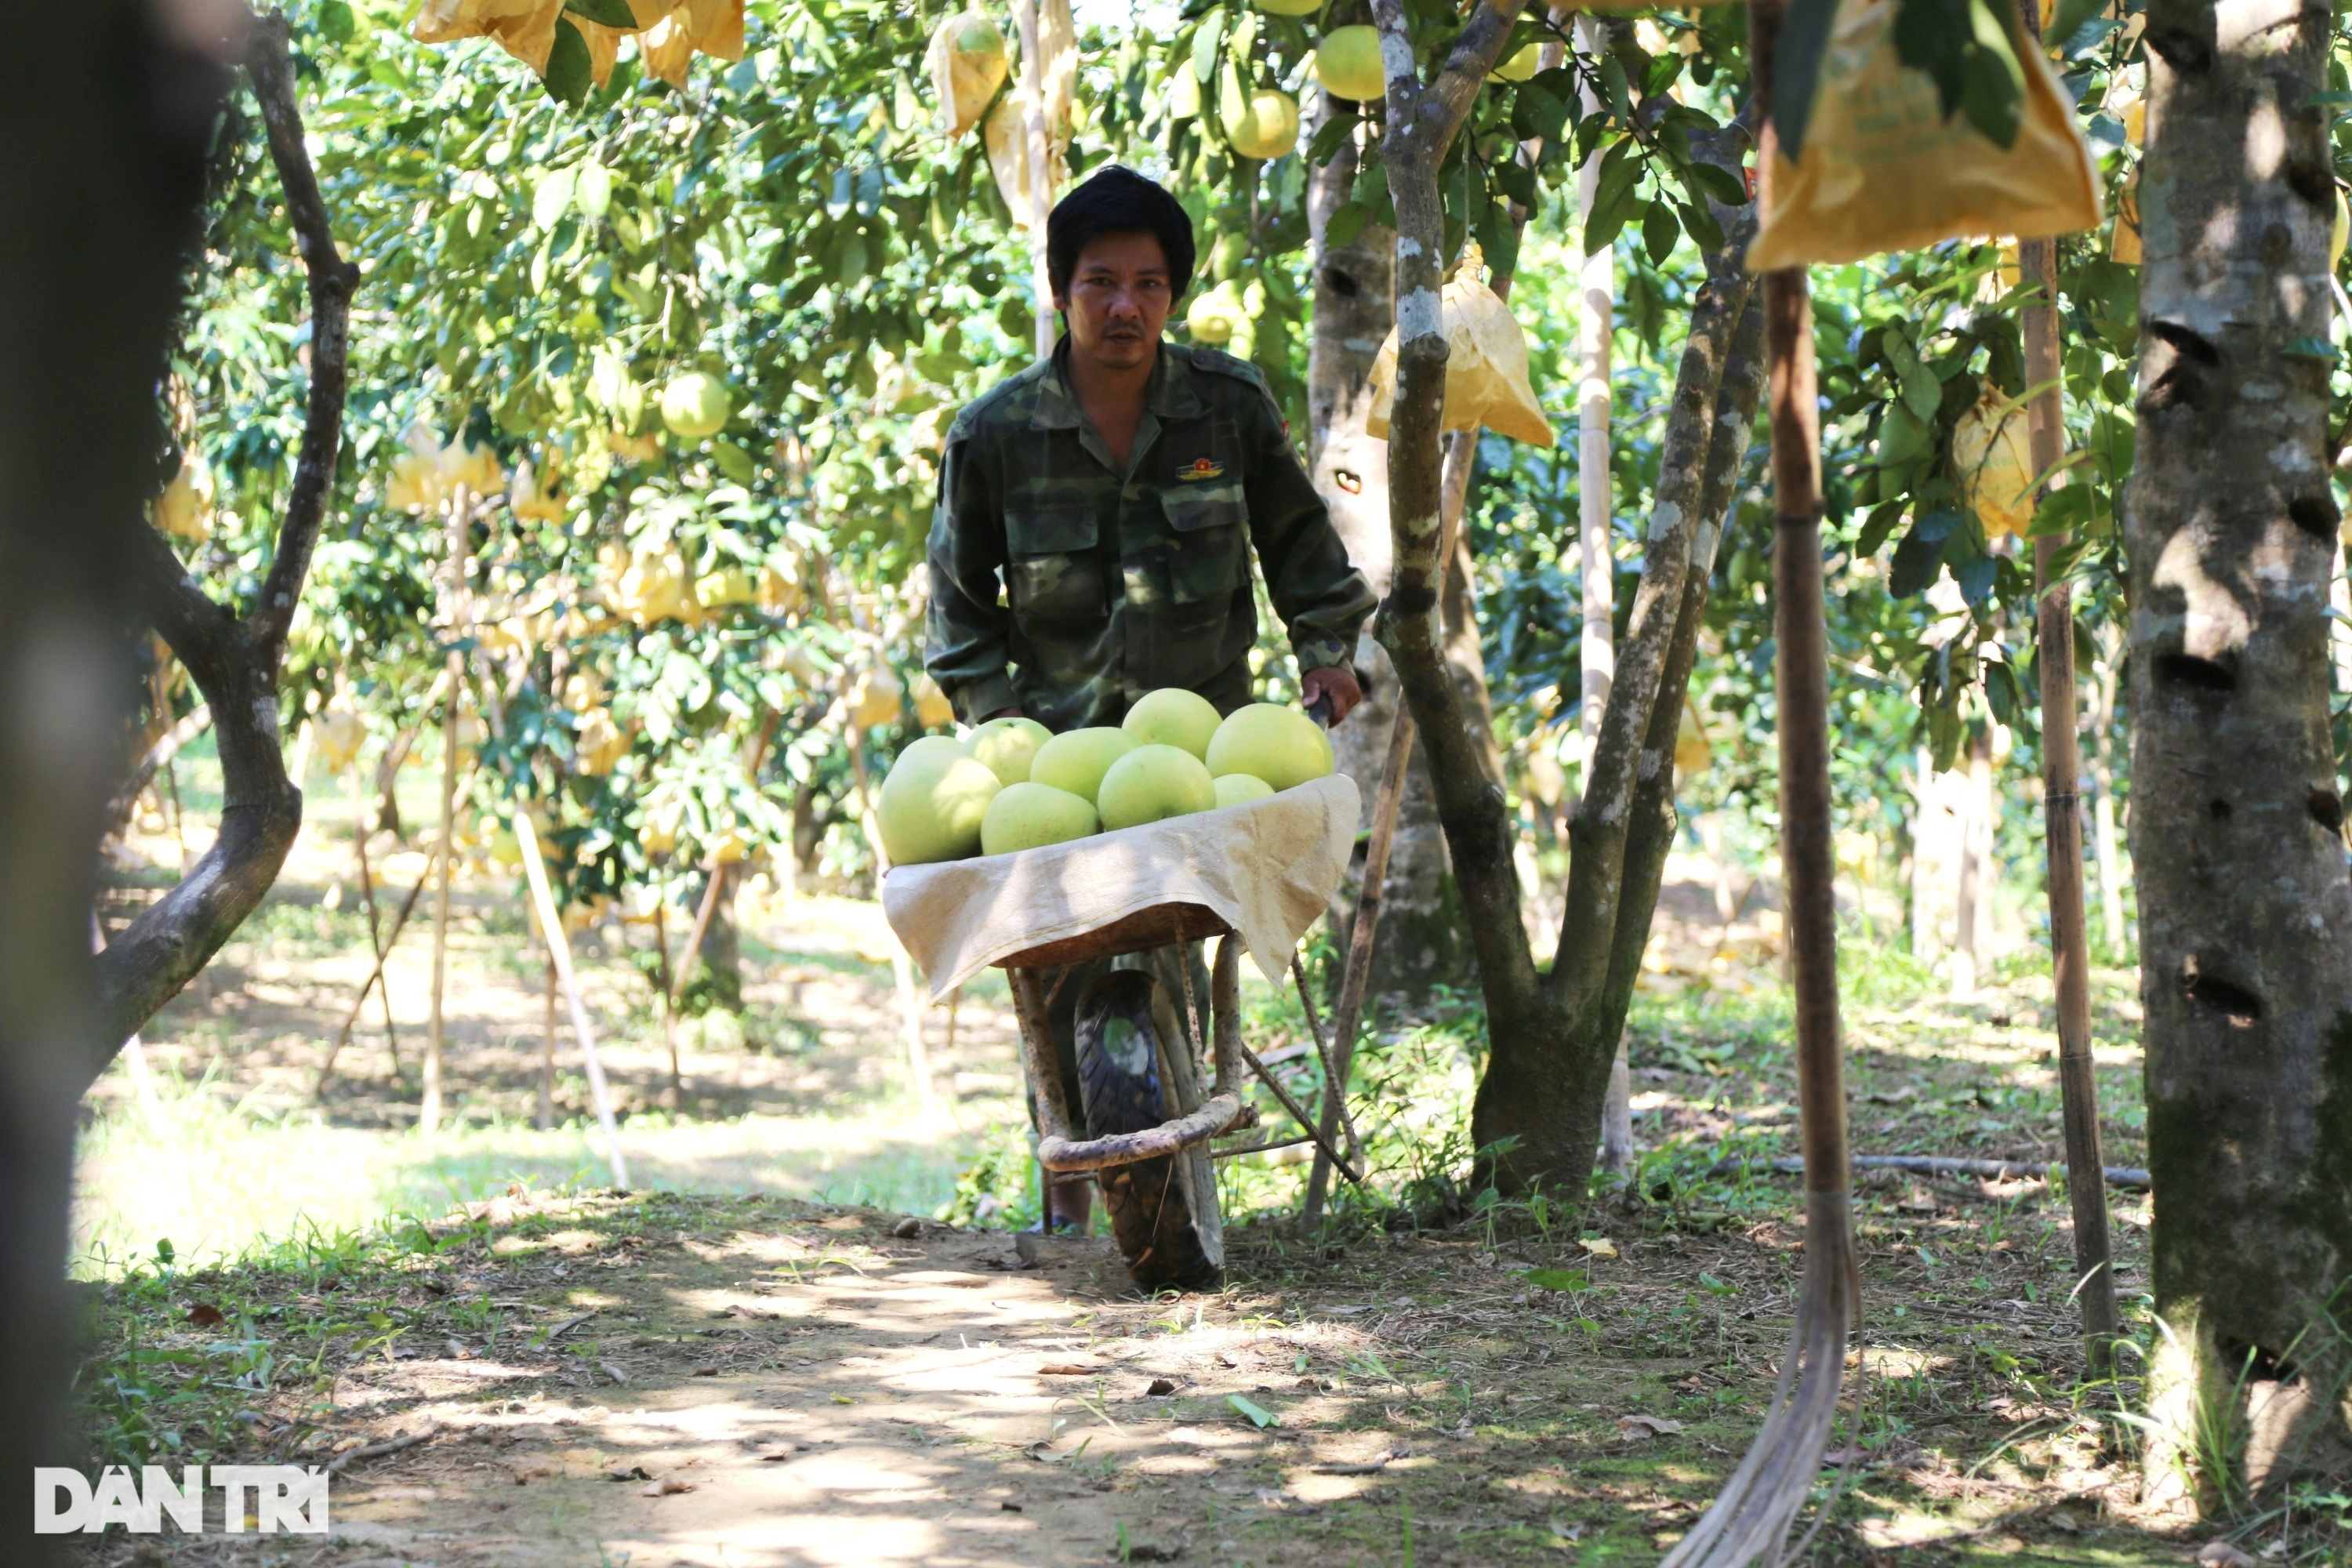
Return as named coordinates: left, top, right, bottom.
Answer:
left=924, top=339, right=1376, bottom=732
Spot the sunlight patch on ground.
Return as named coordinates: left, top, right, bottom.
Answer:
left=71, top=1068, right=985, bottom=1274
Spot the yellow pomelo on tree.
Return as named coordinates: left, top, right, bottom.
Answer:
left=981, top=782, right=1100, bottom=855
left=1214, top=772, right=1276, bottom=808
left=1097, top=744, right=1218, bottom=830
left=964, top=715, right=1052, bottom=785
left=1491, top=42, right=1541, bottom=81
left=1225, top=89, right=1299, bottom=161
left=659, top=371, right=731, bottom=439
left=1314, top=26, right=1385, bottom=103
left=878, top=743, right=1001, bottom=865
left=1123, top=688, right=1222, bottom=760
left=1205, top=702, right=1334, bottom=792
left=1030, top=726, right=1139, bottom=804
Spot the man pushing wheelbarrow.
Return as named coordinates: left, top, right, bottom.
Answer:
left=895, top=167, right=1376, bottom=1283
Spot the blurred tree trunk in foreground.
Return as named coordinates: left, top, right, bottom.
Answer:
left=2129, top=0, right=2352, bottom=1504
left=2, top=0, right=229, bottom=1551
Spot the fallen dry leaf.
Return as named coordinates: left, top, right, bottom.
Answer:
left=1036, top=1363, right=1103, bottom=1376
left=2196, top=1543, right=2256, bottom=1568
left=641, top=1477, right=695, bottom=1497
left=1579, top=1238, right=1620, bottom=1259
left=184, top=1303, right=226, bottom=1327
left=1145, top=1377, right=1178, bottom=1396
left=1617, top=1414, right=1685, bottom=1440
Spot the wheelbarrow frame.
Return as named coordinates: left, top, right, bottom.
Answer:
left=1000, top=900, right=1367, bottom=1190
left=1003, top=902, right=1254, bottom=1174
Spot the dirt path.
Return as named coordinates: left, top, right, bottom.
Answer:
left=78, top=1174, right=2213, bottom=1568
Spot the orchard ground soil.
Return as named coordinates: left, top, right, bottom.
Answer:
left=65, top=775, right=2313, bottom=1566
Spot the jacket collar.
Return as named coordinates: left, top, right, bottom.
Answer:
left=1027, top=337, right=1203, bottom=431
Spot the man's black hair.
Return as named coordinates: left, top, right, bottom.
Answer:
left=1045, top=165, right=1196, bottom=303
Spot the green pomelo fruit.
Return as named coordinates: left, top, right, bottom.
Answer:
left=1315, top=26, right=1385, bottom=103
left=1214, top=772, right=1276, bottom=808
left=1205, top=702, right=1334, bottom=792
left=1252, top=0, right=1320, bottom=13
left=981, top=782, right=1100, bottom=855
left=659, top=371, right=731, bottom=439
left=1031, top=726, right=1139, bottom=804
left=1096, top=744, right=1218, bottom=830
left=1226, top=88, right=1300, bottom=161
left=1123, top=687, right=1222, bottom=760
left=898, top=735, right=968, bottom=768
left=877, top=749, right=1001, bottom=865
left=964, top=715, right=1051, bottom=786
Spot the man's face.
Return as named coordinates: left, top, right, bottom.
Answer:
left=1054, top=231, right=1174, bottom=372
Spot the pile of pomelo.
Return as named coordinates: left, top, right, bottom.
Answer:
left=876, top=688, right=1334, bottom=866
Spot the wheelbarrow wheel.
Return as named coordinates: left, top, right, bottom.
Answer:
left=1074, top=971, right=1222, bottom=1293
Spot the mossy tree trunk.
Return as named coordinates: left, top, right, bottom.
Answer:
left=2129, top=0, right=2352, bottom=1504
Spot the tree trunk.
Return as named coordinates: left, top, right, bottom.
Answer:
left=2087, top=641, right=2128, bottom=951
left=2129, top=0, right=2352, bottom=1502
left=1364, top=0, right=1765, bottom=1194
left=95, top=14, right=354, bottom=1090
left=4, top=5, right=228, bottom=1550
left=1305, top=85, right=1475, bottom=1010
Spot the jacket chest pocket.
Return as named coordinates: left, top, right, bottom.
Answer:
left=1005, top=505, right=1105, bottom=623
left=1156, top=488, right=1248, bottom=605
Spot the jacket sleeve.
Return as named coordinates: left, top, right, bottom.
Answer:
left=924, top=430, right=1022, bottom=724
left=1239, top=386, right=1377, bottom=677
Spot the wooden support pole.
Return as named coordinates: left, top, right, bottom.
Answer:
left=2016, top=209, right=2119, bottom=1368
left=350, top=760, right=399, bottom=1072
left=537, top=949, right=557, bottom=1131
left=314, top=837, right=442, bottom=1100
left=423, top=486, right=472, bottom=1137
left=1659, top=12, right=1855, bottom=1560
left=515, top=811, right=630, bottom=1189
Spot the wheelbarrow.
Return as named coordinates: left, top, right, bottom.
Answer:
left=880, top=775, right=1370, bottom=1291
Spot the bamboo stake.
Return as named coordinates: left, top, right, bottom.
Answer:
left=515, top=811, right=630, bottom=1189
left=651, top=900, right=682, bottom=1109
left=350, top=760, right=400, bottom=1073
left=537, top=949, right=557, bottom=1130
left=1660, top=12, right=1855, bottom=1560
left=423, top=485, right=473, bottom=1137
left=2017, top=208, right=2119, bottom=1368
left=314, top=838, right=441, bottom=1099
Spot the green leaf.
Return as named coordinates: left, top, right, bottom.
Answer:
left=1227, top=1395, right=1276, bottom=1428
left=1192, top=14, right=1226, bottom=89
left=1520, top=1268, right=1590, bottom=1292
left=532, top=167, right=578, bottom=231
left=2048, top=0, right=2108, bottom=49
left=1772, top=0, right=1839, bottom=162
left=1957, top=0, right=2027, bottom=149
left=319, top=1, right=355, bottom=44
left=1877, top=401, right=1933, bottom=469
left=564, top=0, right=640, bottom=25
left=1323, top=199, right=1370, bottom=249
left=713, top=441, right=757, bottom=483
left=1889, top=509, right=1960, bottom=597
left=1492, top=158, right=1538, bottom=211
left=1479, top=208, right=1523, bottom=283
left=1855, top=500, right=1907, bottom=556
left=1308, top=112, right=1363, bottom=167
left=576, top=162, right=613, bottom=220
left=543, top=18, right=592, bottom=108
left=1683, top=161, right=1747, bottom=207
left=1641, top=200, right=1679, bottom=264
left=2283, top=335, right=2339, bottom=363
left=1678, top=200, right=1723, bottom=253
left=1510, top=82, right=1570, bottom=146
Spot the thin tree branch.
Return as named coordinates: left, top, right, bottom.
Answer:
left=243, top=9, right=358, bottom=672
